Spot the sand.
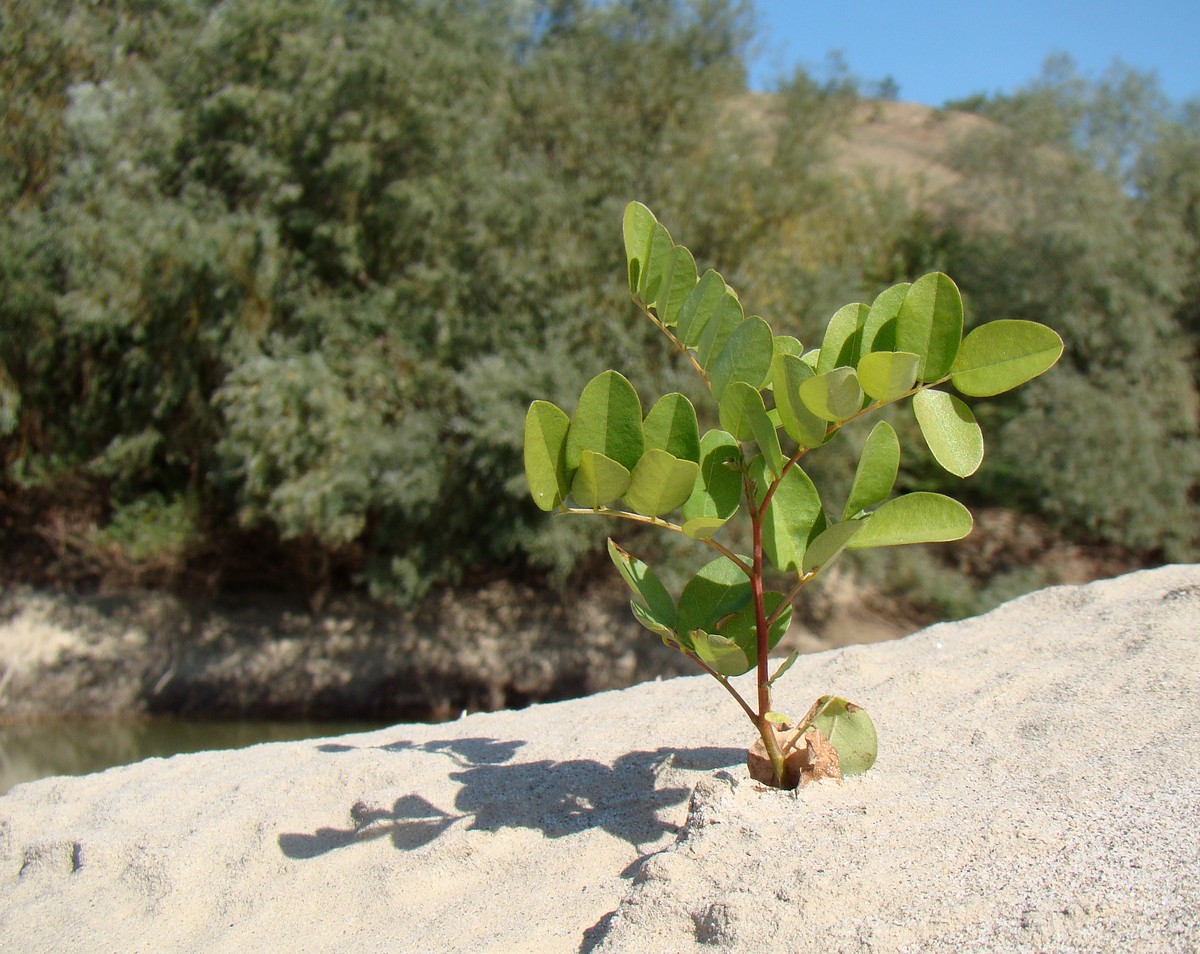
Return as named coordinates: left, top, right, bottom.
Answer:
left=1, top=565, right=1197, bottom=952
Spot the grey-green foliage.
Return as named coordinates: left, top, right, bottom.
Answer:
left=525, top=203, right=1062, bottom=786
left=935, top=60, right=1200, bottom=559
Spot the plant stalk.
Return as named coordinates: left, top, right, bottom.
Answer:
left=750, top=499, right=787, bottom=788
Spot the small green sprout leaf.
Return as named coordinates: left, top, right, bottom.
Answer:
left=843, top=420, right=900, bottom=518
left=950, top=319, right=1065, bottom=396
left=913, top=389, right=984, bottom=478
left=523, top=400, right=571, bottom=511
left=846, top=492, right=973, bottom=548
left=767, top=650, right=800, bottom=688
left=800, top=696, right=878, bottom=775
left=765, top=710, right=793, bottom=725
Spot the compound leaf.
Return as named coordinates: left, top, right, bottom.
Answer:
left=846, top=492, right=973, bottom=549
left=523, top=401, right=571, bottom=511
left=950, top=320, right=1065, bottom=397
left=913, top=389, right=983, bottom=478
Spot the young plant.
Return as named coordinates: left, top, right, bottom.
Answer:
left=524, top=202, right=1063, bottom=789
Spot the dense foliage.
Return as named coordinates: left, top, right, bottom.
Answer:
left=1, top=1, right=1197, bottom=609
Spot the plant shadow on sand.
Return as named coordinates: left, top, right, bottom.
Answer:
left=278, top=736, right=742, bottom=860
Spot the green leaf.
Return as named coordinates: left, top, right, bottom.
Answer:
left=675, top=556, right=751, bottom=641
left=622, top=201, right=657, bottom=294
left=772, top=353, right=827, bottom=448
left=565, top=370, right=644, bottom=471
left=637, top=222, right=674, bottom=306
left=523, top=401, right=571, bottom=511
left=751, top=457, right=823, bottom=572
left=624, top=449, right=700, bottom=517
left=675, top=269, right=726, bottom=346
left=691, top=630, right=752, bottom=677
left=643, top=392, right=700, bottom=463
left=861, top=281, right=908, bottom=354
left=718, top=382, right=784, bottom=476
left=695, top=289, right=744, bottom=369
left=843, top=420, right=900, bottom=518
left=607, top=539, right=676, bottom=630
left=913, top=389, right=983, bottom=478
left=630, top=600, right=680, bottom=647
left=681, top=429, right=742, bottom=538
left=949, top=320, right=1065, bottom=397
left=896, top=273, right=964, bottom=382
left=802, top=519, right=865, bottom=574
left=856, top=351, right=920, bottom=403
left=846, top=492, right=973, bottom=548
left=767, top=649, right=799, bottom=687
left=802, top=696, right=877, bottom=775
left=570, top=450, right=631, bottom=509
left=657, top=245, right=698, bottom=326
left=719, top=591, right=792, bottom=660
left=798, top=367, right=864, bottom=422
left=816, top=302, right=869, bottom=374
left=710, top=316, right=773, bottom=401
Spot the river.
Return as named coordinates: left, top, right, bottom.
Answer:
left=0, top=719, right=387, bottom=795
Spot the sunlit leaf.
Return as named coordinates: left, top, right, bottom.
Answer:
left=861, top=281, right=908, bottom=354
left=657, top=245, right=698, bottom=326
left=816, top=302, right=869, bottom=373
left=675, top=269, right=726, bottom=346
left=523, top=400, right=570, bottom=511
left=751, top=456, right=822, bottom=572
left=695, top=288, right=744, bottom=369
left=643, top=392, right=700, bottom=463
left=624, top=449, right=700, bottom=517
left=630, top=600, right=680, bottom=647
left=913, top=389, right=983, bottom=478
left=950, top=319, right=1065, bottom=396
left=856, top=350, right=920, bottom=403
left=719, top=590, right=792, bottom=658
left=570, top=450, right=630, bottom=509
left=846, top=492, right=973, bottom=548
left=565, top=370, right=644, bottom=471
left=801, top=696, right=877, bottom=775
left=798, top=367, right=864, bottom=422
left=622, top=201, right=657, bottom=294
left=710, top=316, right=773, bottom=401
left=802, top=519, right=865, bottom=574
left=772, top=353, right=827, bottom=448
left=691, top=630, right=752, bottom=676
left=843, top=420, right=899, bottom=518
left=896, top=272, right=963, bottom=381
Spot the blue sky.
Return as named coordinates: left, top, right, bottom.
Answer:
left=749, top=1, right=1200, bottom=107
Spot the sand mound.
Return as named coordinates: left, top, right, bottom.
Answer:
left=1, top=565, right=1197, bottom=952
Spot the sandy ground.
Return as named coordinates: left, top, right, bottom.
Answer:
left=0, top=565, right=1197, bottom=952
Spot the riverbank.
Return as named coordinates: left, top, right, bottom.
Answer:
left=1, top=565, right=1196, bottom=952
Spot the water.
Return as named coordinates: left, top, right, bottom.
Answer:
left=0, top=719, right=387, bottom=795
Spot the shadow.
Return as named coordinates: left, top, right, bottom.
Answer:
left=279, top=736, right=742, bottom=860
